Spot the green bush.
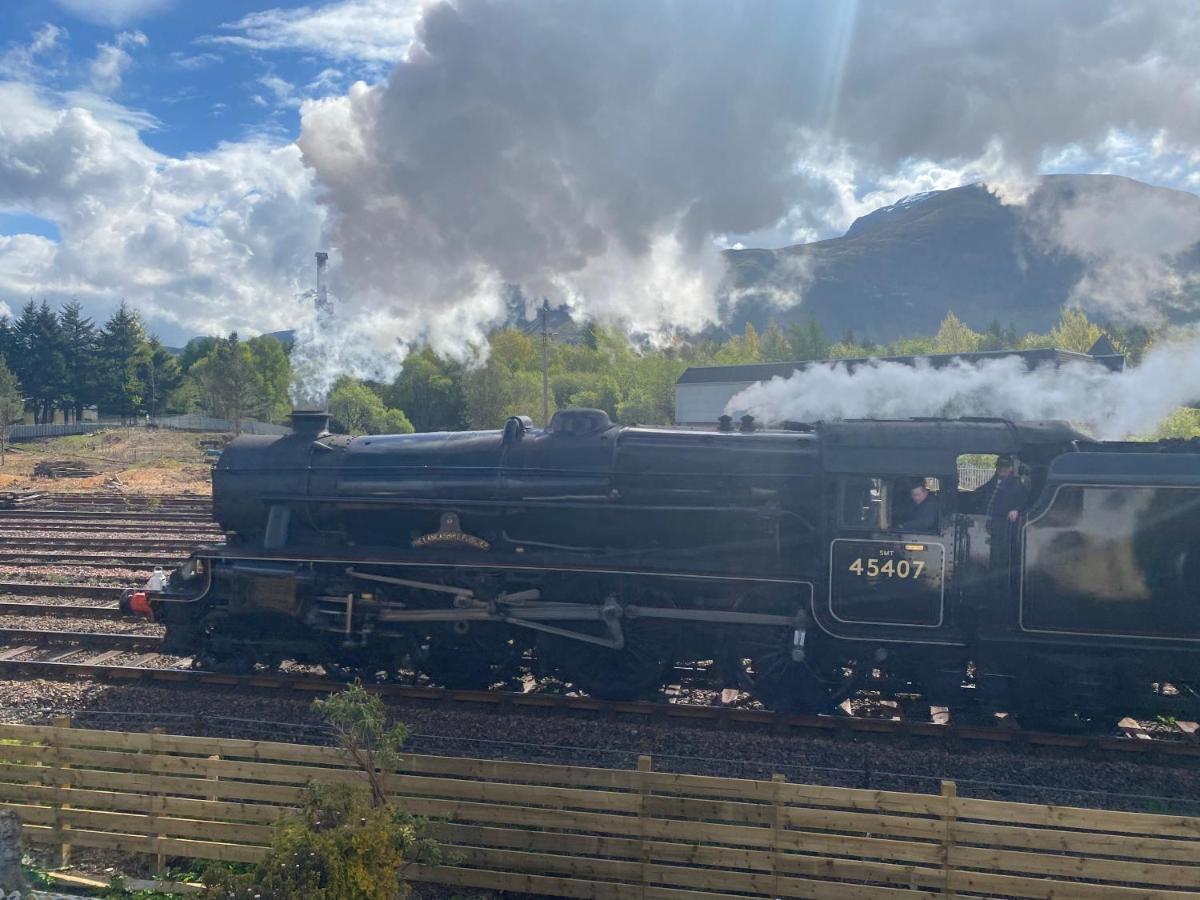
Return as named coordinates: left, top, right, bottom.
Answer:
left=201, top=782, right=437, bottom=900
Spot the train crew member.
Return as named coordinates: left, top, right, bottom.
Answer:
left=899, top=479, right=939, bottom=532
left=980, top=456, right=1028, bottom=527
left=977, top=456, right=1029, bottom=612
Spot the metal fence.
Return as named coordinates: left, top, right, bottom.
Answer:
left=4, top=416, right=290, bottom=442
left=6, top=422, right=106, bottom=441
left=957, top=465, right=995, bottom=490
left=151, top=414, right=290, bottom=435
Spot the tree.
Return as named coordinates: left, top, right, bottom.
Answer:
left=787, top=312, right=831, bottom=361
left=1048, top=308, right=1103, bottom=353
left=189, top=333, right=256, bottom=432
left=328, top=376, right=413, bottom=435
left=245, top=335, right=291, bottom=423
left=978, top=319, right=1006, bottom=352
left=142, top=337, right=182, bottom=418
left=714, top=323, right=763, bottom=365
left=932, top=312, right=983, bottom=354
left=97, top=302, right=151, bottom=424
left=58, top=301, right=98, bottom=423
left=10, top=302, right=39, bottom=422
left=386, top=346, right=466, bottom=432
left=463, top=364, right=548, bottom=429
left=177, top=335, right=219, bottom=374
left=0, top=357, right=23, bottom=465
left=760, top=320, right=791, bottom=361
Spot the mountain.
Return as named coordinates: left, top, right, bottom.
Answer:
left=722, top=174, right=1200, bottom=342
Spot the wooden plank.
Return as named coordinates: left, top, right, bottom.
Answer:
left=952, top=844, right=1200, bottom=889
left=0, top=724, right=645, bottom=788
left=0, top=645, right=34, bottom=661
left=6, top=803, right=274, bottom=845
left=954, top=797, right=1200, bottom=839
left=124, top=653, right=163, bottom=667
left=0, top=781, right=290, bottom=825
left=77, top=650, right=124, bottom=666
left=780, top=829, right=942, bottom=866
left=34, top=745, right=644, bottom=815
left=450, top=844, right=640, bottom=882
left=642, top=793, right=775, bottom=827
left=430, top=822, right=643, bottom=861
left=0, top=762, right=306, bottom=806
left=783, top=804, right=947, bottom=840
left=952, top=819, right=1200, bottom=864
left=947, top=866, right=1200, bottom=899
left=8, top=746, right=643, bottom=814
left=645, top=771, right=946, bottom=816
left=407, top=864, right=649, bottom=900
left=442, top=844, right=936, bottom=898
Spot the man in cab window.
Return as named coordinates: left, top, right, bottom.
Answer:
left=898, top=479, right=939, bottom=532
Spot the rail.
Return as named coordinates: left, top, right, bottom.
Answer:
left=0, top=720, right=1197, bottom=897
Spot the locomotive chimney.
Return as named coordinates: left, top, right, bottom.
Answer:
left=314, top=251, right=330, bottom=312
left=290, top=408, right=331, bottom=437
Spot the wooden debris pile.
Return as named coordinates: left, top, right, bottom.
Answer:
left=32, top=460, right=97, bottom=479
left=0, top=490, right=46, bottom=508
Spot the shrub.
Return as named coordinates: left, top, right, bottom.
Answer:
left=201, top=683, right=439, bottom=900
left=201, top=782, right=438, bottom=900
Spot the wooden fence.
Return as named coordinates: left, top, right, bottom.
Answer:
left=0, top=720, right=1197, bottom=898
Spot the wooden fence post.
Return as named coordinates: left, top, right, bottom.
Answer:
left=150, top=728, right=166, bottom=875
left=771, top=773, right=786, bottom=898
left=637, top=755, right=652, bottom=900
left=940, top=779, right=957, bottom=897
left=206, top=754, right=220, bottom=802
left=49, top=715, right=73, bottom=869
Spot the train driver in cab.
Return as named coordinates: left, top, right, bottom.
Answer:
left=979, top=455, right=1028, bottom=527
left=898, top=479, right=940, bottom=532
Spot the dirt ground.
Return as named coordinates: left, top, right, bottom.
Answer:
left=0, top=428, right=217, bottom=495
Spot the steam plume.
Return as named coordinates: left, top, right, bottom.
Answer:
left=728, top=333, right=1200, bottom=439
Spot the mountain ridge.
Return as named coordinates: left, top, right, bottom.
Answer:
left=722, top=174, right=1200, bottom=342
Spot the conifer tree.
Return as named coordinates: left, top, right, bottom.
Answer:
left=58, top=301, right=98, bottom=423
left=97, top=302, right=151, bottom=424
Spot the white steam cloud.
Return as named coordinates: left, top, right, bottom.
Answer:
left=728, top=333, right=1200, bottom=440
left=287, top=0, right=1200, bottom=397
left=1018, top=177, right=1200, bottom=323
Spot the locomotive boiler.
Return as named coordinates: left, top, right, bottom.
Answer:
left=128, top=408, right=1200, bottom=726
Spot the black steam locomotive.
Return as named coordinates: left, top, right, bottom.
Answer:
left=128, top=408, right=1200, bottom=725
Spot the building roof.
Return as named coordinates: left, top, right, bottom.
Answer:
left=675, top=346, right=1124, bottom=386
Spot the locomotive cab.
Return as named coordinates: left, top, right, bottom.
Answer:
left=813, top=419, right=1083, bottom=647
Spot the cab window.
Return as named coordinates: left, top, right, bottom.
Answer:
left=840, top=475, right=944, bottom=532
left=839, top=476, right=887, bottom=530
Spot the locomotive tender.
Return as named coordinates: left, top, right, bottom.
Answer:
left=129, top=408, right=1200, bottom=724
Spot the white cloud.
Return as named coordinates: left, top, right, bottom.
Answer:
left=52, top=0, right=172, bottom=27
left=0, top=81, right=326, bottom=343
left=88, top=32, right=146, bottom=95
left=0, top=24, right=67, bottom=80
left=171, top=52, right=221, bottom=71
left=214, top=0, right=423, bottom=65
left=258, top=74, right=298, bottom=108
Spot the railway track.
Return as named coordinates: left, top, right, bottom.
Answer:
left=0, top=611, right=1195, bottom=758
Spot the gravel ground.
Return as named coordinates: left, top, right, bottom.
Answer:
left=1, top=678, right=1197, bottom=816
left=0, top=613, right=163, bottom=635
left=0, top=566, right=153, bottom=582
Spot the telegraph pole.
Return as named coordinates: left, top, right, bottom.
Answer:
left=541, top=298, right=550, bottom=425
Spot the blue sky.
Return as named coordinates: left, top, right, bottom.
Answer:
left=0, top=1, right=1197, bottom=357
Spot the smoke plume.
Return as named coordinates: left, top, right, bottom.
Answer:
left=728, top=332, right=1200, bottom=440
left=292, top=0, right=1200, bottom=382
